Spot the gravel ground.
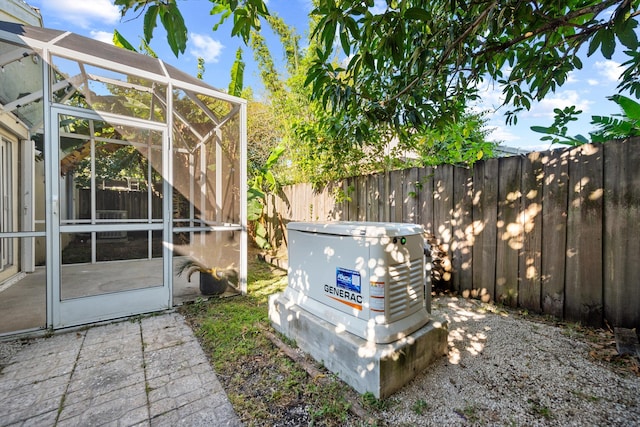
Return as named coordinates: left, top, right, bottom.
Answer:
left=1, top=296, right=638, bottom=426
left=380, top=296, right=640, bottom=426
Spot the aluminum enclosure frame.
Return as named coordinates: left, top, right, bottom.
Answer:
left=0, top=20, right=247, bottom=334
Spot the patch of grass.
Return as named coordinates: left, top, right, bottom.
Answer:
left=454, top=403, right=480, bottom=423
left=411, top=398, right=429, bottom=415
left=560, top=322, right=583, bottom=339
left=308, top=379, right=353, bottom=424
left=179, top=253, right=357, bottom=426
left=528, top=398, right=552, bottom=419
left=570, top=390, right=600, bottom=402
left=360, top=392, right=395, bottom=412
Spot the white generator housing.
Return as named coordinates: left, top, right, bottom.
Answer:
left=284, top=221, right=429, bottom=344
left=269, top=221, right=448, bottom=398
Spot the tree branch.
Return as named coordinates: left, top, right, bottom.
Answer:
left=478, top=0, right=621, bottom=58
left=383, top=1, right=498, bottom=106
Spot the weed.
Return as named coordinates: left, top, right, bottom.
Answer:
left=361, top=392, right=395, bottom=411
left=454, top=403, right=480, bottom=423
left=560, top=321, right=584, bottom=339
left=538, top=406, right=552, bottom=419
left=529, top=398, right=552, bottom=419
left=278, top=333, right=297, bottom=348
left=307, top=379, right=352, bottom=425
left=57, top=393, right=66, bottom=417
left=570, top=390, right=600, bottom=402
left=411, top=398, right=429, bottom=415
left=128, top=315, right=142, bottom=323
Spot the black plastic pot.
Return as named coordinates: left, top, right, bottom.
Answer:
left=199, top=272, right=229, bottom=295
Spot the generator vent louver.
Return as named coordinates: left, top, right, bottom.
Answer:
left=387, top=257, right=424, bottom=323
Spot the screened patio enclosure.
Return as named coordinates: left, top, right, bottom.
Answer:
left=0, top=21, right=247, bottom=335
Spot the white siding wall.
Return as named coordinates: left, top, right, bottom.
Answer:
left=0, top=0, right=42, bottom=26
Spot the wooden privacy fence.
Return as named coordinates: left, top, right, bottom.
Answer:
left=266, top=137, right=640, bottom=329
left=77, top=189, right=163, bottom=219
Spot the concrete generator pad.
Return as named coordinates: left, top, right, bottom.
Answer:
left=269, top=292, right=448, bottom=399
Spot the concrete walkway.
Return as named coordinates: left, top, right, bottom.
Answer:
left=0, top=313, right=242, bottom=426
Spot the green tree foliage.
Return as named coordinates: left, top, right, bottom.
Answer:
left=308, top=0, right=639, bottom=135
left=532, top=95, right=640, bottom=145
left=246, top=97, right=283, bottom=179
left=592, top=95, right=640, bottom=141
left=116, top=3, right=496, bottom=173
left=114, top=0, right=187, bottom=56
left=115, top=0, right=269, bottom=55
left=251, top=13, right=494, bottom=183
left=228, top=48, right=245, bottom=97
left=119, top=1, right=639, bottom=129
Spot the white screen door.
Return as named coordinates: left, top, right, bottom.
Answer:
left=50, top=108, right=171, bottom=328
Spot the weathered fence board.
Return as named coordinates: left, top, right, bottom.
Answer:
left=419, top=166, right=435, bottom=234
left=366, top=174, right=377, bottom=221
left=452, top=167, right=473, bottom=294
left=518, top=152, right=543, bottom=312
left=404, top=168, right=419, bottom=223
left=495, top=156, right=521, bottom=306
left=471, top=159, right=498, bottom=301
left=297, top=183, right=305, bottom=220
left=266, top=138, right=640, bottom=329
left=604, top=141, right=640, bottom=327
left=433, top=166, right=453, bottom=253
left=355, top=176, right=369, bottom=221
left=305, top=182, right=314, bottom=221
left=565, top=144, right=604, bottom=326
left=375, top=173, right=386, bottom=221
left=389, top=170, right=403, bottom=222
left=540, top=149, right=569, bottom=319
left=78, top=189, right=162, bottom=219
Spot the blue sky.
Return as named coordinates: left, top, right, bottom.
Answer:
left=26, top=0, right=636, bottom=151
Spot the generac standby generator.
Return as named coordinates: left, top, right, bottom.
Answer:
left=284, top=221, right=429, bottom=344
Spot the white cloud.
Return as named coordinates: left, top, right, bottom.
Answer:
left=587, top=79, right=599, bottom=86
left=90, top=30, right=114, bottom=46
left=486, top=124, right=520, bottom=144
left=523, top=90, right=593, bottom=119
left=566, top=71, right=578, bottom=84
left=42, top=0, right=120, bottom=29
left=189, top=33, right=224, bottom=63
left=594, top=60, right=622, bottom=82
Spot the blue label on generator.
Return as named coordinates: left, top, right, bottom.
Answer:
left=336, top=267, right=361, bottom=293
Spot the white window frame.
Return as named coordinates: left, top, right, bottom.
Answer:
left=0, top=137, right=15, bottom=274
